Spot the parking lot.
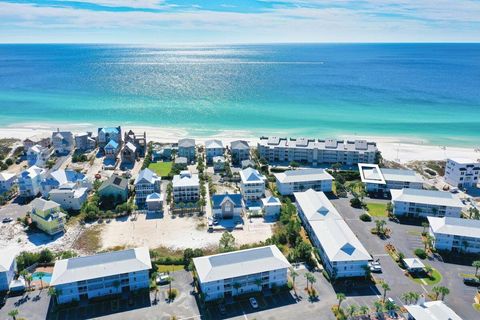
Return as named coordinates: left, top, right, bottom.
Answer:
left=331, top=195, right=480, bottom=319
left=0, top=203, right=30, bottom=221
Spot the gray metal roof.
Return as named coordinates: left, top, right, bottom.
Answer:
left=275, top=168, right=334, bottom=184
left=193, top=245, right=290, bottom=283
left=390, top=189, right=464, bottom=208
left=205, top=139, right=224, bottom=149
left=31, top=198, right=60, bottom=212
left=294, top=189, right=342, bottom=221
left=404, top=301, right=462, bottom=320
left=230, top=140, right=250, bottom=150
left=50, top=247, right=151, bottom=286
left=428, top=216, right=480, bottom=238
left=135, top=168, right=160, bottom=185
left=98, top=174, right=128, bottom=192
left=178, top=138, right=195, bottom=148
left=239, top=167, right=265, bottom=184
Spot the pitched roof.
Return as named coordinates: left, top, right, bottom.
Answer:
left=98, top=174, right=128, bottom=192
left=105, top=140, right=119, bottom=149
left=294, top=189, right=342, bottom=221
left=0, top=247, right=18, bottom=272
left=275, top=168, right=334, bottom=184
left=404, top=301, right=463, bottom=320
left=390, top=189, right=464, bottom=208
left=205, top=139, right=224, bottom=149
left=30, top=198, right=61, bottom=212
left=193, top=245, right=290, bottom=283
left=99, top=127, right=120, bottom=134
left=403, top=258, right=425, bottom=269
left=50, top=247, right=151, bottom=286
left=172, top=172, right=199, bottom=188
left=231, top=140, right=250, bottom=150
left=178, top=138, right=195, bottom=148
left=146, top=192, right=163, bottom=202
left=239, top=167, right=265, bottom=184
left=48, top=169, right=85, bottom=185
left=212, top=194, right=243, bottom=209
left=428, top=216, right=480, bottom=238
left=125, top=142, right=136, bottom=152
left=261, top=196, right=281, bottom=207
left=135, top=168, right=160, bottom=185
left=0, top=171, right=16, bottom=182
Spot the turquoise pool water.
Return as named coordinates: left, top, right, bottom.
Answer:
left=32, top=272, right=52, bottom=284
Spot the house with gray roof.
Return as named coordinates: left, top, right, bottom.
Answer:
left=50, top=247, right=151, bottom=304
left=275, top=168, right=334, bottom=195
left=205, top=139, right=224, bottom=164
left=404, top=299, right=462, bottom=320
left=239, top=167, right=266, bottom=201
left=134, top=168, right=161, bottom=208
left=172, top=171, right=199, bottom=203
left=52, top=130, right=75, bottom=155
left=358, top=163, right=424, bottom=194
left=98, top=174, right=129, bottom=206
left=212, top=194, right=244, bottom=219
left=40, top=169, right=90, bottom=197
left=428, top=216, right=480, bottom=253
left=193, top=245, right=290, bottom=301
left=178, top=138, right=196, bottom=163
left=74, top=132, right=96, bottom=151
left=230, top=140, right=250, bottom=165
left=18, top=165, right=46, bottom=199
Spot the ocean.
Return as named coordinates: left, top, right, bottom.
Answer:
left=0, top=43, right=479, bottom=146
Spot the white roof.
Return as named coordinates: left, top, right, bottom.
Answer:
left=146, top=192, right=163, bottom=202
left=274, top=169, right=334, bottom=184
left=358, top=163, right=423, bottom=185
left=382, top=168, right=424, bottom=184
left=448, top=157, right=479, bottom=165
left=50, top=247, right=151, bottom=286
left=172, top=172, right=199, bottom=188
left=404, top=301, right=463, bottom=320
left=31, top=198, right=60, bottom=211
left=205, top=139, right=224, bottom=149
left=21, top=165, right=45, bottom=179
left=239, top=167, right=265, bottom=184
left=193, top=245, right=290, bottom=283
left=428, top=216, right=480, bottom=238
left=261, top=196, right=281, bottom=207
left=390, top=188, right=464, bottom=208
left=294, top=189, right=342, bottom=221
left=0, top=171, right=16, bottom=182
left=403, top=258, right=425, bottom=269
left=309, top=219, right=371, bottom=262
left=0, top=248, right=18, bottom=272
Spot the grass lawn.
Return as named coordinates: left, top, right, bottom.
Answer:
left=366, top=203, right=388, bottom=217
left=156, top=264, right=184, bottom=273
left=149, top=161, right=172, bottom=177
left=411, top=268, right=443, bottom=286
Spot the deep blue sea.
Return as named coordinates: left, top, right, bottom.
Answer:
left=0, top=43, right=479, bottom=146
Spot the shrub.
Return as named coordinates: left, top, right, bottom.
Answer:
left=359, top=213, right=372, bottom=222
left=414, top=248, right=427, bottom=259
left=350, top=197, right=363, bottom=208
left=167, top=288, right=178, bottom=301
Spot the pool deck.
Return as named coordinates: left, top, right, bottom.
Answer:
left=32, top=266, right=54, bottom=289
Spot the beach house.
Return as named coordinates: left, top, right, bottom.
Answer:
left=258, top=136, right=378, bottom=166
left=145, top=193, right=163, bottom=212
left=358, top=163, right=424, bottom=195
left=23, top=137, right=50, bottom=150
left=172, top=171, right=200, bottom=203
left=261, top=196, right=281, bottom=218
left=205, top=139, right=224, bottom=164
left=104, top=140, right=120, bottom=161
left=239, top=167, right=266, bottom=201
left=0, top=248, right=17, bottom=292
left=97, top=126, right=122, bottom=149
left=40, top=169, right=90, bottom=197
left=26, top=144, right=51, bottom=167
left=178, top=138, right=196, bottom=163
left=50, top=247, right=151, bottom=304
left=274, top=168, right=334, bottom=195
left=98, top=174, right=129, bottom=206
left=230, top=140, right=250, bottom=165
left=134, top=168, right=161, bottom=208
left=0, top=171, right=16, bottom=194
left=52, top=129, right=75, bottom=155
left=428, top=216, right=480, bottom=253
left=49, top=184, right=88, bottom=211
left=444, top=158, right=480, bottom=189
left=124, top=130, right=147, bottom=157
left=152, top=145, right=172, bottom=162
left=213, top=156, right=226, bottom=172
left=211, top=194, right=244, bottom=219
left=18, top=165, right=46, bottom=199
left=74, top=132, right=96, bottom=151
left=193, top=245, right=290, bottom=301
left=121, top=142, right=137, bottom=164
left=390, top=188, right=464, bottom=218
left=30, top=198, right=66, bottom=235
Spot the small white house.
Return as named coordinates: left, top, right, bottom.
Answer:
left=404, top=299, right=462, bottom=320
left=402, top=258, right=425, bottom=273
left=239, top=167, right=266, bottom=201
left=0, top=171, right=17, bottom=194
left=274, top=168, right=334, bottom=195
left=444, top=158, right=480, bottom=189
left=0, top=248, right=17, bottom=292
left=49, top=183, right=88, bottom=211
left=146, top=193, right=163, bottom=212
left=261, top=196, right=281, bottom=217
left=428, top=216, right=480, bottom=253
left=358, top=163, right=424, bottom=194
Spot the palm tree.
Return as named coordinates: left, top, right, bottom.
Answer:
left=472, top=260, right=480, bottom=278
left=48, top=287, right=62, bottom=306
left=304, top=272, right=313, bottom=290
left=381, top=282, right=390, bottom=303
left=375, top=219, right=386, bottom=235
left=36, top=271, right=46, bottom=291
left=336, top=293, right=346, bottom=308
left=347, top=304, right=357, bottom=318
left=384, top=300, right=396, bottom=312
left=8, top=309, right=19, bottom=320
left=432, top=286, right=442, bottom=300
left=359, top=305, right=369, bottom=316
left=373, top=301, right=383, bottom=315
left=424, top=265, right=433, bottom=278
left=421, top=221, right=429, bottom=234
left=254, top=279, right=262, bottom=292
left=289, top=267, right=298, bottom=292
left=167, top=274, right=175, bottom=297
left=439, top=286, right=450, bottom=301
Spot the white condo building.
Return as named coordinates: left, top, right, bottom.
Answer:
left=390, top=188, right=464, bottom=218
left=428, top=216, right=480, bottom=253
left=358, top=164, right=424, bottom=194
left=0, top=248, right=17, bottom=292
left=239, top=167, right=266, bottom=201
left=193, top=245, right=290, bottom=301
left=0, top=171, right=16, bottom=194
left=50, top=247, right=151, bottom=304
left=172, top=171, right=200, bottom=203
left=295, top=189, right=370, bottom=278
left=274, top=168, right=334, bottom=195
left=258, top=136, right=378, bottom=166
left=404, top=300, right=462, bottom=320
left=444, top=158, right=480, bottom=189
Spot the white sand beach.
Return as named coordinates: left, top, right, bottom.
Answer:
left=1, top=122, right=479, bottom=164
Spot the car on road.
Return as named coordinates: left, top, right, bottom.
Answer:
left=2, top=217, right=13, bottom=223
left=463, top=277, right=480, bottom=287
left=249, top=297, right=258, bottom=309
left=156, top=273, right=171, bottom=285
left=368, top=261, right=382, bottom=273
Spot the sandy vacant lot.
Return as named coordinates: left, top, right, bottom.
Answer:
left=99, top=213, right=273, bottom=251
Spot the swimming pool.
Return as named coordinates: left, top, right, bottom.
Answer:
left=32, top=272, right=53, bottom=284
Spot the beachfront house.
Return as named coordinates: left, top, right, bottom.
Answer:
left=295, top=189, right=370, bottom=278
left=74, top=132, right=96, bottom=151
left=239, top=167, right=266, bottom=201
left=428, top=216, right=480, bottom=253
left=40, top=169, right=90, bottom=197
left=212, top=194, right=244, bottom=220
left=390, top=188, right=464, bottom=218
left=193, top=245, right=290, bottom=302
left=152, top=145, right=172, bottom=161
left=230, top=140, right=250, bottom=165
left=134, top=168, right=161, bottom=208
left=52, top=129, right=75, bottom=155
left=0, top=171, right=17, bottom=194
left=121, top=142, right=137, bottom=164
left=205, top=139, right=224, bottom=164
left=50, top=247, right=151, bottom=304
left=23, top=137, right=50, bottom=150
left=178, top=138, right=196, bottom=163
left=49, top=184, right=88, bottom=211
left=444, top=158, right=480, bottom=189
left=213, top=156, right=226, bottom=172
left=0, top=248, right=17, bottom=292
left=98, top=174, right=129, bottom=206
left=274, top=168, right=334, bottom=195
left=261, top=196, right=281, bottom=218
left=124, top=130, right=147, bottom=157
left=30, top=198, right=66, bottom=235
left=146, top=193, right=163, bottom=212
left=97, top=126, right=122, bottom=149
left=404, top=299, right=462, bottom=320
left=26, top=144, right=51, bottom=167
left=172, top=171, right=200, bottom=203
left=258, top=136, right=378, bottom=166
left=18, top=165, right=46, bottom=199
left=358, top=163, right=424, bottom=195
left=104, top=140, right=120, bottom=160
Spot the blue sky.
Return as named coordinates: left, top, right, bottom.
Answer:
left=1, top=0, right=480, bottom=43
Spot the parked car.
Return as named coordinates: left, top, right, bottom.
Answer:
left=156, top=273, right=170, bottom=285
left=2, top=217, right=13, bottom=223
left=249, top=297, right=258, bottom=309
left=368, top=261, right=382, bottom=273
left=463, top=278, right=480, bottom=287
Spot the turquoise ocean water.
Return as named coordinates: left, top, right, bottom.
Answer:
left=0, top=44, right=479, bottom=146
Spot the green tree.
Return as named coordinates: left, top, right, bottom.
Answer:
left=421, top=222, right=429, bottom=235
left=304, top=272, right=314, bottom=290
left=373, top=301, right=383, bottom=314
left=359, top=305, right=369, bottom=316
left=219, top=231, right=235, bottom=252
left=432, top=286, right=442, bottom=300
left=472, top=260, right=480, bottom=278
left=336, top=293, right=346, bottom=308
left=381, top=282, right=390, bottom=303
left=8, top=309, right=19, bottom=320
left=347, top=304, right=357, bottom=318
left=289, top=267, right=299, bottom=292
left=375, top=219, right=387, bottom=235
left=36, top=271, right=46, bottom=291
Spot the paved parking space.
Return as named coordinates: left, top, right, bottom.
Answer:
left=0, top=203, right=30, bottom=220
left=0, top=291, right=50, bottom=320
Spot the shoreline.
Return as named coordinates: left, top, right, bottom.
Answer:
left=1, top=122, right=479, bottom=164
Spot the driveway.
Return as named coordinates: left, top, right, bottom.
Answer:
left=0, top=203, right=30, bottom=220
